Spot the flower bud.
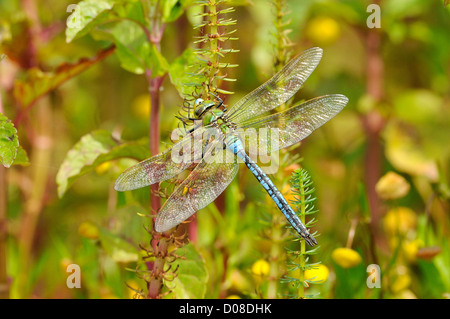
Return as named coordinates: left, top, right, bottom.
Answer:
left=332, top=247, right=362, bottom=268
left=376, top=171, right=410, bottom=200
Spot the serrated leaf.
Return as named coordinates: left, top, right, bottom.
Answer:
left=65, top=0, right=116, bottom=43
left=12, top=146, right=30, bottom=166
left=56, top=130, right=150, bottom=197
left=166, top=243, right=208, bottom=299
left=13, top=46, right=115, bottom=108
left=66, top=0, right=147, bottom=43
left=109, top=19, right=168, bottom=76
left=0, top=113, right=19, bottom=168
left=114, top=38, right=146, bottom=74
left=98, top=227, right=138, bottom=263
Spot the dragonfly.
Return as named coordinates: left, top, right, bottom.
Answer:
left=114, top=47, right=348, bottom=246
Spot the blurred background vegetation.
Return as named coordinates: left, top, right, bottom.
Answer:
left=0, top=0, right=449, bottom=299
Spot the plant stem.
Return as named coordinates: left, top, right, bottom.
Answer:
left=208, top=0, right=219, bottom=91
left=14, top=0, right=52, bottom=298
left=297, top=175, right=306, bottom=299
left=16, top=97, right=52, bottom=297
left=362, top=2, right=384, bottom=256
left=147, top=73, right=164, bottom=214
left=143, top=1, right=170, bottom=298
left=267, top=216, right=282, bottom=299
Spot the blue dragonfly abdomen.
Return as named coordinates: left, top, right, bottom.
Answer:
left=225, top=135, right=317, bottom=246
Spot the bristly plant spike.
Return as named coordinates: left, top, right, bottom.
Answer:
left=272, top=0, right=294, bottom=73
left=281, top=168, right=322, bottom=299
left=190, top=1, right=238, bottom=101
left=178, top=0, right=238, bottom=131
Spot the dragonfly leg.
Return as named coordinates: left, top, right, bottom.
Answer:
left=208, top=91, right=226, bottom=112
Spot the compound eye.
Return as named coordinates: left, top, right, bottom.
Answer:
left=194, top=98, right=204, bottom=106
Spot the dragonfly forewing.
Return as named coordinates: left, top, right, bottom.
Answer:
left=226, top=47, right=323, bottom=124
left=114, top=126, right=208, bottom=191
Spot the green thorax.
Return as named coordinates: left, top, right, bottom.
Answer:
left=194, top=98, right=228, bottom=133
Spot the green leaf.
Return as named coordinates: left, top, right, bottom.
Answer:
left=114, top=38, right=147, bottom=74
left=110, top=19, right=149, bottom=74
left=0, top=113, right=19, bottom=168
left=66, top=0, right=147, bottom=43
left=166, top=243, right=208, bottom=298
left=56, top=130, right=150, bottom=197
left=145, top=44, right=169, bottom=77
left=98, top=227, right=138, bottom=263
left=109, top=20, right=168, bottom=75
left=12, top=146, right=30, bottom=166
left=65, top=0, right=116, bottom=43
left=13, top=46, right=115, bottom=108
left=393, top=89, right=442, bottom=125
left=162, top=0, right=187, bottom=23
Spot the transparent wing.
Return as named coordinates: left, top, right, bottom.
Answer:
left=226, top=47, right=323, bottom=124
left=114, top=126, right=209, bottom=191
left=239, top=95, right=348, bottom=154
left=155, top=140, right=239, bottom=232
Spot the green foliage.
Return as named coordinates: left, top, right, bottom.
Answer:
left=13, top=47, right=115, bottom=108
left=98, top=227, right=139, bottom=263
left=165, top=243, right=209, bottom=298
left=0, top=113, right=19, bottom=167
left=192, top=0, right=238, bottom=96
left=56, top=130, right=150, bottom=197
left=282, top=168, right=321, bottom=299
left=1, top=0, right=449, bottom=300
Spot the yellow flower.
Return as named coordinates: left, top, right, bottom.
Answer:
left=251, top=259, right=270, bottom=276
left=132, top=94, right=151, bottom=118
left=390, top=266, right=411, bottom=293
left=281, top=184, right=297, bottom=204
left=393, top=289, right=417, bottom=299
left=376, top=171, right=410, bottom=200
left=383, top=207, right=417, bottom=236
left=78, top=221, right=99, bottom=240
left=226, top=295, right=241, bottom=299
left=332, top=247, right=362, bottom=268
left=304, top=264, right=329, bottom=283
left=305, top=16, right=341, bottom=46
left=402, top=239, right=423, bottom=263
left=95, top=161, right=111, bottom=175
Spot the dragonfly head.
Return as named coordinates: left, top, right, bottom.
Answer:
left=194, top=98, right=216, bottom=118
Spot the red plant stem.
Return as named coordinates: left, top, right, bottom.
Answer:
left=147, top=74, right=164, bottom=214
left=144, top=4, right=169, bottom=298
left=363, top=4, right=385, bottom=251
